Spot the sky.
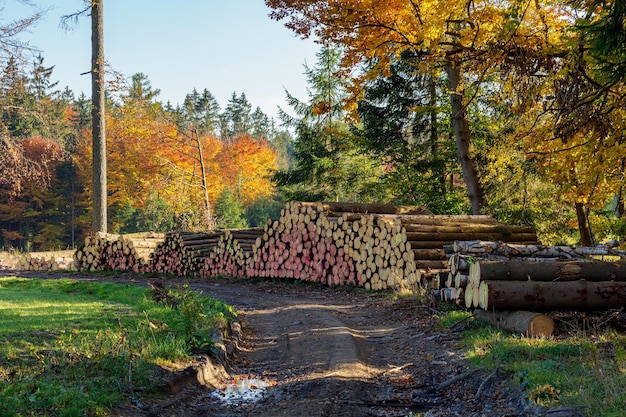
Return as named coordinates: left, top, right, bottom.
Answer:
left=2, top=0, right=321, bottom=120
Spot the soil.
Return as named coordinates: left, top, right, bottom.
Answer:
left=5, top=270, right=583, bottom=417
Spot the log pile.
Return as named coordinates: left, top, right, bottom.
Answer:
left=439, top=240, right=626, bottom=311
left=74, top=232, right=165, bottom=272
left=243, top=201, right=426, bottom=290
left=63, top=202, right=538, bottom=292
left=147, top=232, right=217, bottom=276
left=407, top=219, right=538, bottom=285
left=15, top=251, right=75, bottom=271
left=199, top=229, right=264, bottom=278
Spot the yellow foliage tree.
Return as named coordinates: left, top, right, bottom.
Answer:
left=266, top=0, right=573, bottom=214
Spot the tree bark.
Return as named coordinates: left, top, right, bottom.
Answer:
left=575, top=202, right=592, bottom=247
left=473, top=310, right=554, bottom=337
left=91, top=0, right=107, bottom=233
left=446, top=61, right=486, bottom=215
left=479, top=279, right=626, bottom=311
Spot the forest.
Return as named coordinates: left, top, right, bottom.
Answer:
left=0, top=0, right=625, bottom=252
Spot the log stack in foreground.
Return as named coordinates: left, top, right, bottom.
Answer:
left=440, top=240, right=626, bottom=311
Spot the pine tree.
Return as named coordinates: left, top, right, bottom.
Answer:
left=275, top=46, right=382, bottom=202
left=357, top=52, right=464, bottom=212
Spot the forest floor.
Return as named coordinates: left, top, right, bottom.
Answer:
left=3, top=265, right=582, bottom=417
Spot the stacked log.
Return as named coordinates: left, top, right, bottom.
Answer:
left=74, top=232, right=165, bottom=272
left=199, top=229, right=264, bottom=278
left=15, top=252, right=74, bottom=271
left=440, top=240, right=626, bottom=311
left=147, top=232, right=218, bottom=276
left=67, top=203, right=538, bottom=293
left=241, top=201, right=424, bottom=290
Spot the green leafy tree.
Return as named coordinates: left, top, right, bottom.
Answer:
left=214, top=188, right=248, bottom=229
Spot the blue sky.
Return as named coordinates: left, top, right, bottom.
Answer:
left=3, top=0, right=320, bottom=120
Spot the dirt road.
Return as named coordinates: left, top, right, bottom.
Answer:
left=106, top=276, right=535, bottom=417
left=5, top=269, right=546, bottom=416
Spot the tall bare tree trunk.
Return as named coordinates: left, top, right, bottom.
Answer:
left=91, top=0, right=107, bottom=233
left=446, top=61, right=486, bottom=214
left=194, top=130, right=215, bottom=231
left=575, top=202, right=593, bottom=246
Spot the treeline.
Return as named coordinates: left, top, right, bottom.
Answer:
left=3, top=1, right=626, bottom=251
left=0, top=58, right=287, bottom=250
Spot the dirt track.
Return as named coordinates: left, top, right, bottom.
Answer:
left=7, top=271, right=560, bottom=416
left=112, top=276, right=538, bottom=417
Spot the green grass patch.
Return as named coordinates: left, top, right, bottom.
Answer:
left=0, top=277, right=237, bottom=417
left=437, top=309, right=626, bottom=417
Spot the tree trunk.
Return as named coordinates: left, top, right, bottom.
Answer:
left=194, top=130, right=215, bottom=230
left=91, top=0, right=107, bottom=233
left=479, top=279, right=626, bottom=311
left=575, top=202, right=592, bottom=246
left=473, top=310, right=554, bottom=337
left=446, top=61, right=486, bottom=215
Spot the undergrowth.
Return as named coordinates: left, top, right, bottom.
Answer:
left=438, top=306, right=626, bottom=417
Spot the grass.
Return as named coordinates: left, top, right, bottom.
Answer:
left=0, top=277, right=237, bottom=417
left=437, top=308, right=626, bottom=417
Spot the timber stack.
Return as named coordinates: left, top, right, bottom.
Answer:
left=147, top=232, right=221, bottom=276
left=198, top=229, right=264, bottom=278
left=15, top=254, right=59, bottom=271
left=244, top=201, right=428, bottom=289
left=62, top=201, right=539, bottom=292
left=439, top=240, right=626, bottom=311
left=74, top=232, right=165, bottom=272
left=239, top=201, right=535, bottom=290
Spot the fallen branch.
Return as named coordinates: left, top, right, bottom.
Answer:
left=382, top=362, right=414, bottom=376
left=437, top=367, right=483, bottom=390
left=476, top=363, right=500, bottom=398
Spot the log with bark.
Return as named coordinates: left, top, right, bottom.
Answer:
left=469, top=259, right=626, bottom=283
left=452, top=240, right=625, bottom=259
left=478, top=279, right=626, bottom=311
left=473, top=310, right=554, bottom=337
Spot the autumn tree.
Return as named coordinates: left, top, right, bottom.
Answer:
left=266, top=0, right=572, bottom=214
left=218, top=134, right=277, bottom=205
left=0, top=136, right=69, bottom=250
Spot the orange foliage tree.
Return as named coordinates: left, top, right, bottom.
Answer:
left=75, top=103, right=277, bottom=232
left=0, top=135, right=68, bottom=249
left=218, top=134, right=277, bottom=205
